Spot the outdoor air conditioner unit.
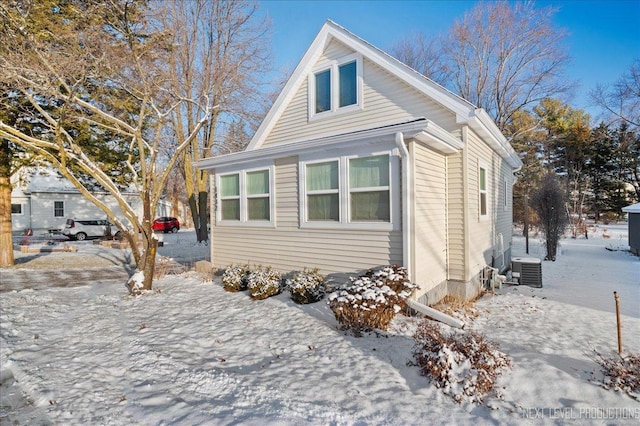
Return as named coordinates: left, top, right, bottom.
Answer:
left=511, top=257, right=542, bottom=288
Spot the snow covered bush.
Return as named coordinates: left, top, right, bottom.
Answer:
left=596, top=352, right=640, bottom=398
left=412, top=321, right=511, bottom=404
left=247, top=265, right=283, bottom=300
left=288, top=268, right=326, bottom=304
left=328, top=265, right=418, bottom=334
left=222, top=264, right=250, bottom=292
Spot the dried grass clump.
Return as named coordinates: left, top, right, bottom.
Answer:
left=328, top=265, right=418, bottom=334
left=412, top=320, right=511, bottom=404
left=596, top=352, right=640, bottom=399
left=222, top=264, right=250, bottom=292
left=288, top=268, right=326, bottom=304
left=247, top=265, right=283, bottom=300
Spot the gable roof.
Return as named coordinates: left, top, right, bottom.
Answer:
left=245, top=20, right=521, bottom=169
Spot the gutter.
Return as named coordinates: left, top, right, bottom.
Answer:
left=395, top=132, right=412, bottom=282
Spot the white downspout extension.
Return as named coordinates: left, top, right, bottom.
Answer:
left=395, top=132, right=412, bottom=282
left=396, top=132, right=465, bottom=329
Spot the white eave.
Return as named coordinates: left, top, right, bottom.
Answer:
left=622, top=202, right=640, bottom=213
left=196, top=118, right=462, bottom=171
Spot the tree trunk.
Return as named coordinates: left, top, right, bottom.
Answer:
left=197, top=190, right=208, bottom=243
left=0, top=175, right=14, bottom=267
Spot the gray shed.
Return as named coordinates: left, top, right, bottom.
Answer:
left=622, top=202, right=640, bottom=255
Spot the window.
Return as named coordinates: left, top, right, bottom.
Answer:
left=309, top=54, right=362, bottom=119
left=11, top=203, right=22, bottom=214
left=246, top=170, right=270, bottom=221
left=54, top=201, right=64, bottom=217
left=301, top=153, right=394, bottom=229
left=306, top=161, right=339, bottom=221
left=349, top=155, right=390, bottom=222
left=314, top=69, right=331, bottom=113
left=339, top=61, right=357, bottom=107
left=217, top=167, right=273, bottom=225
left=479, top=165, right=488, bottom=218
left=503, top=178, right=508, bottom=211
left=219, top=174, right=240, bottom=220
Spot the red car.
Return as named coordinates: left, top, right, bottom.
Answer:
left=152, top=217, right=180, bottom=233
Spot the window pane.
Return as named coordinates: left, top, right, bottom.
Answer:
left=220, top=174, right=239, bottom=197
left=306, top=161, right=338, bottom=191
left=11, top=204, right=22, bottom=214
left=480, top=193, right=487, bottom=216
left=315, top=69, right=331, bottom=113
left=339, top=61, right=357, bottom=107
left=480, top=168, right=486, bottom=191
left=248, top=197, right=270, bottom=220
left=247, top=170, right=269, bottom=195
left=350, top=155, right=389, bottom=188
left=308, top=193, right=339, bottom=221
left=351, top=191, right=390, bottom=222
left=221, top=199, right=240, bottom=220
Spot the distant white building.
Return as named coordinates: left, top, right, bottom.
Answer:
left=10, top=167, right=172, bottom=235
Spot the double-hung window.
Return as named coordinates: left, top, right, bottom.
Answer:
left=309, top=53, right=362, bottom=119
left=479, top=164, right=488, bottom=218
left=54, top=201, right=64, bottom=217
left=306, top=161, right=339, bottom=221
left=301, top=153, right=395, bottom=229
left=217, top=167, right=273, bottom=225
left=349, top=155, right=390, bottom=222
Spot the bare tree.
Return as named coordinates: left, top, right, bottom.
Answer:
left=160, top=0, right=272, bottom=243
left=0, top=1, right=213, bottom=293
left=532, top=173, right=567, bottom=261
left=591, top=59, right=640, bottom=129
left=391, top=1, right=572, bottom=132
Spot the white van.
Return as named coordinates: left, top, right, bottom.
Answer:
left=63, top=219, right=122, bottom=241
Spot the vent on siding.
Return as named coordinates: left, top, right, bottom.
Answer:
left=511, top=257, right=542, bottom=288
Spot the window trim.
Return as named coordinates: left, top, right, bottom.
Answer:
left=299, top=150, right=397, bottom=231
left=216, top=165, right=275, bottom=227
left=308, top=53, right=363, bottom=121
left=478, top=162, right=488, bottom=220
left=54, top=200, right=65, bottom=218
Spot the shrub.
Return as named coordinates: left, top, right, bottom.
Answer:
left=412, top=321, right=511, bottom=404
left=596, top=352, right=640, bottom=397
left=288, top=268, right=326, bottom=304
left=222, top=264, right=250, bottom=292
left=247, top=265, right=283, bottom=300
left=328, top=265, right=418, bottom=334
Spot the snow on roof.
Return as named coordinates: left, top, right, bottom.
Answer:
left=14, top=167, right=78, bottom=193
left=622, top=202, right=640, bottom=213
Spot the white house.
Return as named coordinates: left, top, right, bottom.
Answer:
left=10, top=167, right=172, bottom=235
left=196, top=21, right=522, bottom=304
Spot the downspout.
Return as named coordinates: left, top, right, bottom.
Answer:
left=395, top=132, right=412, bottom=282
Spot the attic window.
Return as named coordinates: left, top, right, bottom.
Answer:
left=309, top=53, right=362, bottom=120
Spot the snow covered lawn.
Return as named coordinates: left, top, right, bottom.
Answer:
left=1, top=226, right=639, bottom=424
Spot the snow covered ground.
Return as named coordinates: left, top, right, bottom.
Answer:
left=1, top=225, right=639, bottom=425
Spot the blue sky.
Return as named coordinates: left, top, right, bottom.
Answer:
left=257, top=0, right=640, bottom=120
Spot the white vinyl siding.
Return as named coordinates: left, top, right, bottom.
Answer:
left=412, top=142, right=448, bottom=297
left=263, top=40, right=458, bottom=147
left=446, top=151, right=465, bottom=281
left=211, top=156, right=402, bottom=275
